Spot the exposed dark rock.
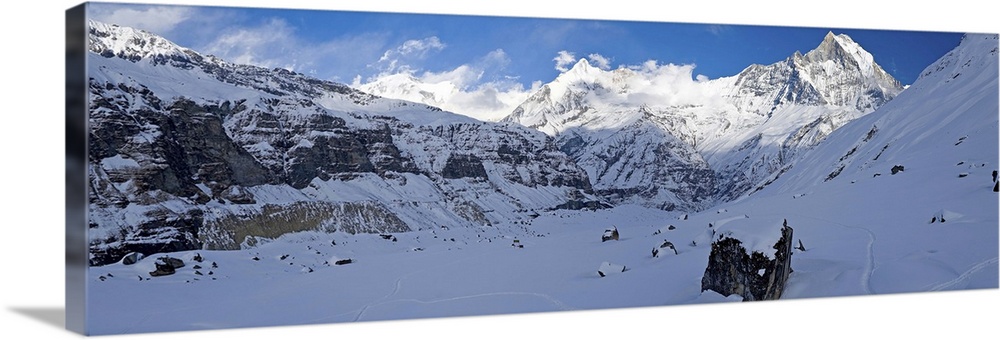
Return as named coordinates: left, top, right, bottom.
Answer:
left=158, top=256, right=185, bottom=269
left=149, top=257, right=183, bottom=277
left=601, top=227, right=619, bottom=242
left=441, top=154, right=488, bottom=179
left=89, top=210, right=204, bottom=266
left=700, top=222, right=794, bottom=301
left=334, top=259, right=353, bottom=265
left=891, top=165, right=905, bottom=175
left=554, top=199, right=612, bottom=211
left=659, top=240, right=678, bottom=255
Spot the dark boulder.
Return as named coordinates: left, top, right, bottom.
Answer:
left=601, top=227, right=619, bottom=242
left=149, top=256, right=185, bottom=277
left=700, top=221, right=794, bottom=301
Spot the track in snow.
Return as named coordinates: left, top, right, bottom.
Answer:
left=929, top=257, right=999, bottom=291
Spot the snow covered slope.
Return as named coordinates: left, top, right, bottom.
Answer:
left=86, top=20, right=599, bottom=266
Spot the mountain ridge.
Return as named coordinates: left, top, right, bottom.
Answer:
left=501, top=31, right=906, bottom=207
left=85, top=20, right=601, bottom=266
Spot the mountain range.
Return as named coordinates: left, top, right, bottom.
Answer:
left=85, top=20, right=990, bottom=273
left=371, top=31, right=905, bottom=207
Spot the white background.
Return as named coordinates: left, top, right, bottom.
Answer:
left=1, top=0, right=996, bottom=339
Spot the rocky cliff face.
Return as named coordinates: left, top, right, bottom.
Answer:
left=85, top=21, right=597, bottom=266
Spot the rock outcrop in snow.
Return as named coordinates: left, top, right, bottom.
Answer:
left=700, top=221, right=794, bottom=301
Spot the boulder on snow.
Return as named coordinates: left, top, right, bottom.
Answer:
left=659, top=240, right=678, bottom=255
left=163, top=256, right=184, bottom=268
left=149, top=256, right=185, bottom=277
left=602, top=227, right=620, bottom=242
left=700, top=220, right=794, bottom=301
left=120, top=252, right=144, bottom=265
left=597, top=261, right=627, bottom=277
left=891, top=165, right=905, bottom=175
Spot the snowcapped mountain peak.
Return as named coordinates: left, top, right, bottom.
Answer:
left=88, top=20, right=192, bottom=64
left=569, top=58, right=596, bottom=73
left=803, top=31, right=878, bottom=79
left=729, top=32, right=902, bottom=114
left=553, top=57, right=603, bottom=85
left=502, top=31, right=911, bottom=209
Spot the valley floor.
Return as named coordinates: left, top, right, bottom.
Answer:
left=86, top=164, right=999, bottom=335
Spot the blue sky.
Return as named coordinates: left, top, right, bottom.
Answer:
left=88, top=2, right=963, bottom=88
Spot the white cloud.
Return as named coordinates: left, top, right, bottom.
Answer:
left=420, top=65, right=482, bottom=89
left=88, top=4, right=194, bottom=35
left=587, top=53, right=612, bottom=70
left=396, top=37, right=446, bottom=58
left=612, top=60, right=722, bottom=107
left=553, top=50, right=577, bottom=72
left=201, top=18, right=295, bottom=68
left=199, top=19, right=388, bottom=81
left=707, top=24, right=731, bottom=36
left=359, top=48, right=539, bottom=122
left=374, top=37, right=447, bottom=74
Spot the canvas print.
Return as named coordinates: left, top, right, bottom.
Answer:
left=69, top=1, right=999, bottom=335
